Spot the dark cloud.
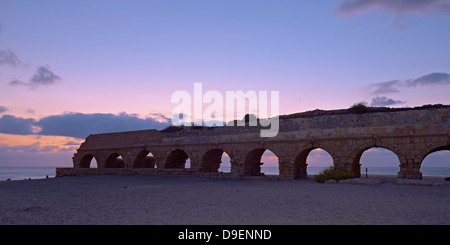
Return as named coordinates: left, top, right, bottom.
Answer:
left=58, top=146, right=78, bottom=152
left=147, top=112, right=171, bottom=122
left=405, top=72, right=450, bottom=87
left=370, top=96, right=406, bottom=107
left=370, top=80, right=401, bottom=94
left=64, top=141, right=80, bottom=146
left=36, top=112, right=171, bottom=139
left=39, top=145, right=60, bottom=152
left=30, top=65, right=62, bottom=86
left=0, top=142, right=41, bottom=153
left=11, top=142, right=41, bottom=153
left=8, top=65, right=61, bottom=88
left=0, top=144, right=74, bottom=167
left=0, top=115, right=36, bottom=135
left=0, top=142, right=74, bottom=154
left=0, top=112, right=170, bottom=138
left=0, top=106, right=8, bottom=114
left=0, top=48, right=22, bottom=67
left=8, top=79, right=26, bottom=86
left=336, top=0, right=450, bottom=16
left=368, top=72, right=450, bottom=95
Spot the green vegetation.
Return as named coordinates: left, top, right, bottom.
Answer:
left=313, top=166, right=355, bottom=183
left=348, top=101, right=370, bottom=114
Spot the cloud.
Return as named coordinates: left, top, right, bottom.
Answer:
left=8, top=65, right=62, bottom=88
left=30, top=65, right=62, bottom=86
left=39, top=145, right=60, bottom=152
left=368, top=72, right=450, bottom=95
left=0, top=106, right=8, bottom=114
left=0, top=112, right=171, bottom=138
left=370, top=80, right=401, bottom=94
left=26, top=109, right=36, bottom=114
left=0, top=145, right=74, bottom=167
left=0, top=115, right=37, bottom=135
left=370, top=96, right=406, bottom=106
left=336, top=0, right=450, bottom=16
left=405, top=72, right=450, bottom=87
left=36, top=112, right=171, bottom=138
left=0, top=48, right=22, bottom=67
left=64, top=141, right=81, bottom=146
left=0, top=142, right=41, bottom=153
left=58, top=146, right=78, bottom=152
left=147, top=112, right=171, bottom=123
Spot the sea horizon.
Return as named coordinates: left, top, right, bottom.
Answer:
left=1, top=166, right=450, bottom=181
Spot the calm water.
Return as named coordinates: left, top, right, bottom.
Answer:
left=0, top=167, right=57, bottom=181
left=1, top=166, right=450, bottom=181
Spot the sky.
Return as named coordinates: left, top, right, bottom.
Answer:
left=0, top=0, right=449, bottom=167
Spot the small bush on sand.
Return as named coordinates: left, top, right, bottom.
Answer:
left=313, top=166, right=355, bottom=183
left=445, top=177, right=450, bottom=181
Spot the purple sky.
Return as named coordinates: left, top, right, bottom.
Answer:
left=0, top=0, right=449, bottom=167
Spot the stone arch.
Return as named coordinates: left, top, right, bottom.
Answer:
left=164, top=149, right=189, bottom=169
left=419, top=145, right=450, bottom=169
left=214, top=144, right=239, bottom=174
left=200, top=148, right=231, bottom=172
left=351, top=146, right=402, bottom=178
left=132, top=149, right=156, bottom=168
left=293, top=146, right=335, bottom=179
left=79, top=154, right=97, bottom=168
left=243, top=147, right=279, bottom=176
left=105, top=152, right=125, bottom=168
left=419, top=144, right=450, bottom=165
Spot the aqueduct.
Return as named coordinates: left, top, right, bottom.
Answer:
left=56, top=105, right=450, bottom=180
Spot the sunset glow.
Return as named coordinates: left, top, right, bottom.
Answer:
left=1, top=0, right=450, bottom=167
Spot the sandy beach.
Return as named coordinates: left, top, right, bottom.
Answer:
left=1, top=175, right=449, bottom=225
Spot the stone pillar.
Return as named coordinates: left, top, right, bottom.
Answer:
left=229, top=148, right=246, bottom=177
left=72, top=152, right=81, bottom=168
left=121, top=149, right=138, bottom=169
left=278, top=155, right=296, bottom=180
left=398, top=160, right=423, bottom=179
left=277, top=143, right=301, bottom=180
left=189, top=154, right=202, bottom=170
left=149, top=148, right=166, bottom=169
left=397, top=143, right=423, bottom=179
left=95, top=152, right=108, bottom=169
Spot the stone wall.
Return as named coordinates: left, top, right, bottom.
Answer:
left=63, top=105, right=450, bottom=180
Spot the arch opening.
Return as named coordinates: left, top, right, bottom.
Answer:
left=244, top=149, right=279, bottom=176
left=105, top=153, right=125, bottom=168
left=355, top=147, right=400, bottom=177
left=201, top=149, right=231, bottom=172
left=219, top=152, right=231, bottom=173
left=420, top=146, right=450, bottom=177
left=133, top=150, right=155, bottom=168
left=165, top=149, right=189, bottom=169
left=80, top=154, right=98, bottom=168
left=294, top=148, right=333, bottom=179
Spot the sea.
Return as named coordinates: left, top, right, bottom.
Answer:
left=1, top=166, right=450, bottom=181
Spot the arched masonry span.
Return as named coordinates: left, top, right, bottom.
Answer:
left=58, top=105, right=450, bottom=179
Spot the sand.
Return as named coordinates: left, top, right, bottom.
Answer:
left=0, top=175, right=449, bottom=225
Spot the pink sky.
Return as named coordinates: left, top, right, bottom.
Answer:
left=0, top=1, right=449, bottom=168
